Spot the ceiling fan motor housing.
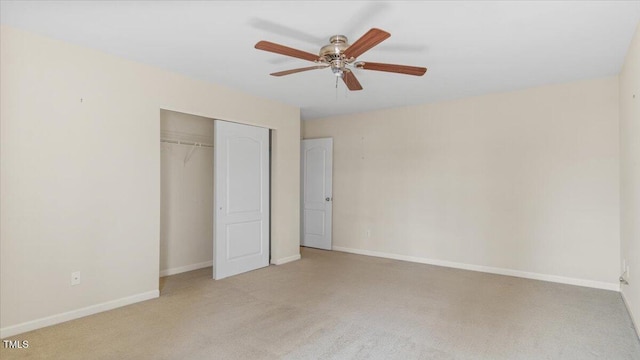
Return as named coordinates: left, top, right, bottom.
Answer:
left=319, top=35, right=350, bottom=61
left=320, top=35, right=351, bottom=77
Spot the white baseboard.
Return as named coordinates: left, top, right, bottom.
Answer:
left=0, top=290, right=159, bottom=339
left=160, top=260, right=213, bottom=277
left=621, top=290, right=639, bottom=340
left=332, top=246, right=619, bottom=292
left=271, top=254, right=301, bottom=265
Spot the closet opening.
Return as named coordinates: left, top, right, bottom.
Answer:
left=160, top=110, right=215, bottom=285
left=159, top=110, right=272, bottom=290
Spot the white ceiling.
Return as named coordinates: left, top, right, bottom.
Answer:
left=2, top=1, right=639, bottom=120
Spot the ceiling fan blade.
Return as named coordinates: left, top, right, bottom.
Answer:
left=343, top=28, right=391, bottom=59
left=255, top=41, right=320, bottom=62
left=270, top=65, right=328, bottom=77
left=357, top=62, right=427, bottom=76
left=342, top=71, right=363, bottom=91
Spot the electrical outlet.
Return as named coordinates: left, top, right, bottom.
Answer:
left=71, top=271, right=81, bottom=286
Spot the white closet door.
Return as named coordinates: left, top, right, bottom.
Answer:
left=214, top=120, right=269, bottom=280
left=301, top=138, right=333, bottom=250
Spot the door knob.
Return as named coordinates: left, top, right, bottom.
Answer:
left=326, top=197, right=332, bottom=201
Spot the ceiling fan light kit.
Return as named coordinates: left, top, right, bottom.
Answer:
left=255, top=28, right=427, bottom=91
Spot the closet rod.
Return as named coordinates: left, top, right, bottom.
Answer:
left=160, top=139, right=213, bottom=148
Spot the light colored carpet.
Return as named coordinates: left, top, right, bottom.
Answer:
left=2, top=247, right=639, bottom=359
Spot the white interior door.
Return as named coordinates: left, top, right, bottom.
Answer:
left=301, top=138, right=333, bottom=250
left=214, top=120, right=269, bottom=279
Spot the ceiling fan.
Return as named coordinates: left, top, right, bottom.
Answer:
left=255, top=28, right=427, bottom=91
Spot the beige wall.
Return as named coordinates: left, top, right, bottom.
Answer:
left=0, top=26, right=300, bottom=335
left=304, top=76, right=620, bottom=288
left=620, top=23, right=640, bottom=332
left=160, top=110, right=214, bottom=276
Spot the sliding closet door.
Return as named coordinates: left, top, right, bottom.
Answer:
left=214, top=120, right=269, bottom=280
